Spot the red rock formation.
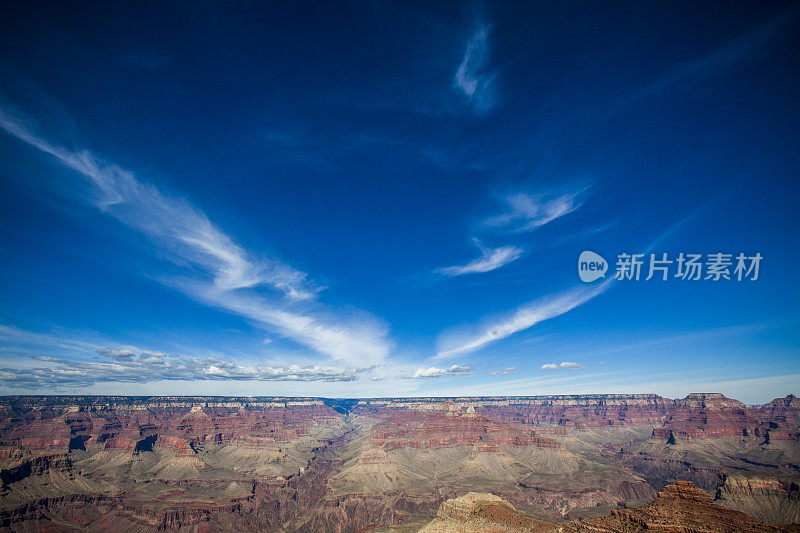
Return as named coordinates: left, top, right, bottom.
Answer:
left=369, top=407, right=560, bottom=451
left=577, top=481, right=798, bottom=532
left=155, top=435, right=195, bottom=457
left=103, top=436, right=136, bottom=451
left=757, top=395, right=800, bottom=442
left=652, top=393, right=752, bottom=441
left=650, top=393, right=800, bottom=443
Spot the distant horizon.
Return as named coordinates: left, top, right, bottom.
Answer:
left=2, top=391, right=796, bottom=404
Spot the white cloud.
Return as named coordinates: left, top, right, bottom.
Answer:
left=409, top=365, right=473, bottom=379
left=0, top=351, right=367, bottom=389
left=436, top=280, right=611, bottom=358
left=485, top=189, right=588, bottom=232
left=97, top=348, right=137, bottom=359
left=454, top=24, right=496, bottom=112
left=0, top=325, right=378, bottom=390
left=0, top=107, right=392, bottom=365
left=489, top=366, right=518, bottom=375
left=541, top=361, right=586, bottom=370
left=437, top=243, right=523, bottom=276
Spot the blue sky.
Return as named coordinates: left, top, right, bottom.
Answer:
left=0, top=1, right=798, bottom=403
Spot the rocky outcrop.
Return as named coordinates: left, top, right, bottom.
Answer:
left=369, top=407, right=560, bottom=450
left=651, top=393, right=800, bottom=443
left=420, top=484, right=800, bottom=533
left=716, top=473, right=800, bottom=525
left=652, top=393, right=753, bottom=441
left=420, top=492, right=561, bottom=532
left=0, top=493, right=119, bottom=529
left=610, top=450, right=722, bottom=491
left=0, top=452, right=73, bottom=489
left=577, top=481, right=798, bottom=532
left=154, top=435, right=195, bottom=457
left=510, top=476, right=656, bottom=514
left=757, top=395, right=800, bottom=442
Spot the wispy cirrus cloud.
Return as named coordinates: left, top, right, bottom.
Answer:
left=434, top=205, right=705, bottom=359
left=409, top=365, right=473, bottom=379
left=541, top=361, right=585, bottom=370
left=0, top=324, right=102, bottom=357
left=453, top=23, right=496, bottom=113
left=181, top=281, right=390, bottom=365
left=0, top=106, right=391, bottom=366
left=436, top=280, right=611, bottom=359
left=434, top=185, right=588, bottom=282
left=607, top=7, right=798, bottom=118
left=485, top=188, right=589, bottom=232
left=437, top=241, right=523, bottom=277
left=0, top=106, right=312, bottom=297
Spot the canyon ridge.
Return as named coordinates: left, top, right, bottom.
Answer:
left=1, top=393, right=798, bottom=531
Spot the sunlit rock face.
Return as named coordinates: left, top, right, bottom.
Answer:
left=0, top=394, right=798, bottom=531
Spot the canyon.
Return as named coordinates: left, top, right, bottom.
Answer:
left=0, top=393, right=798, bottom=531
